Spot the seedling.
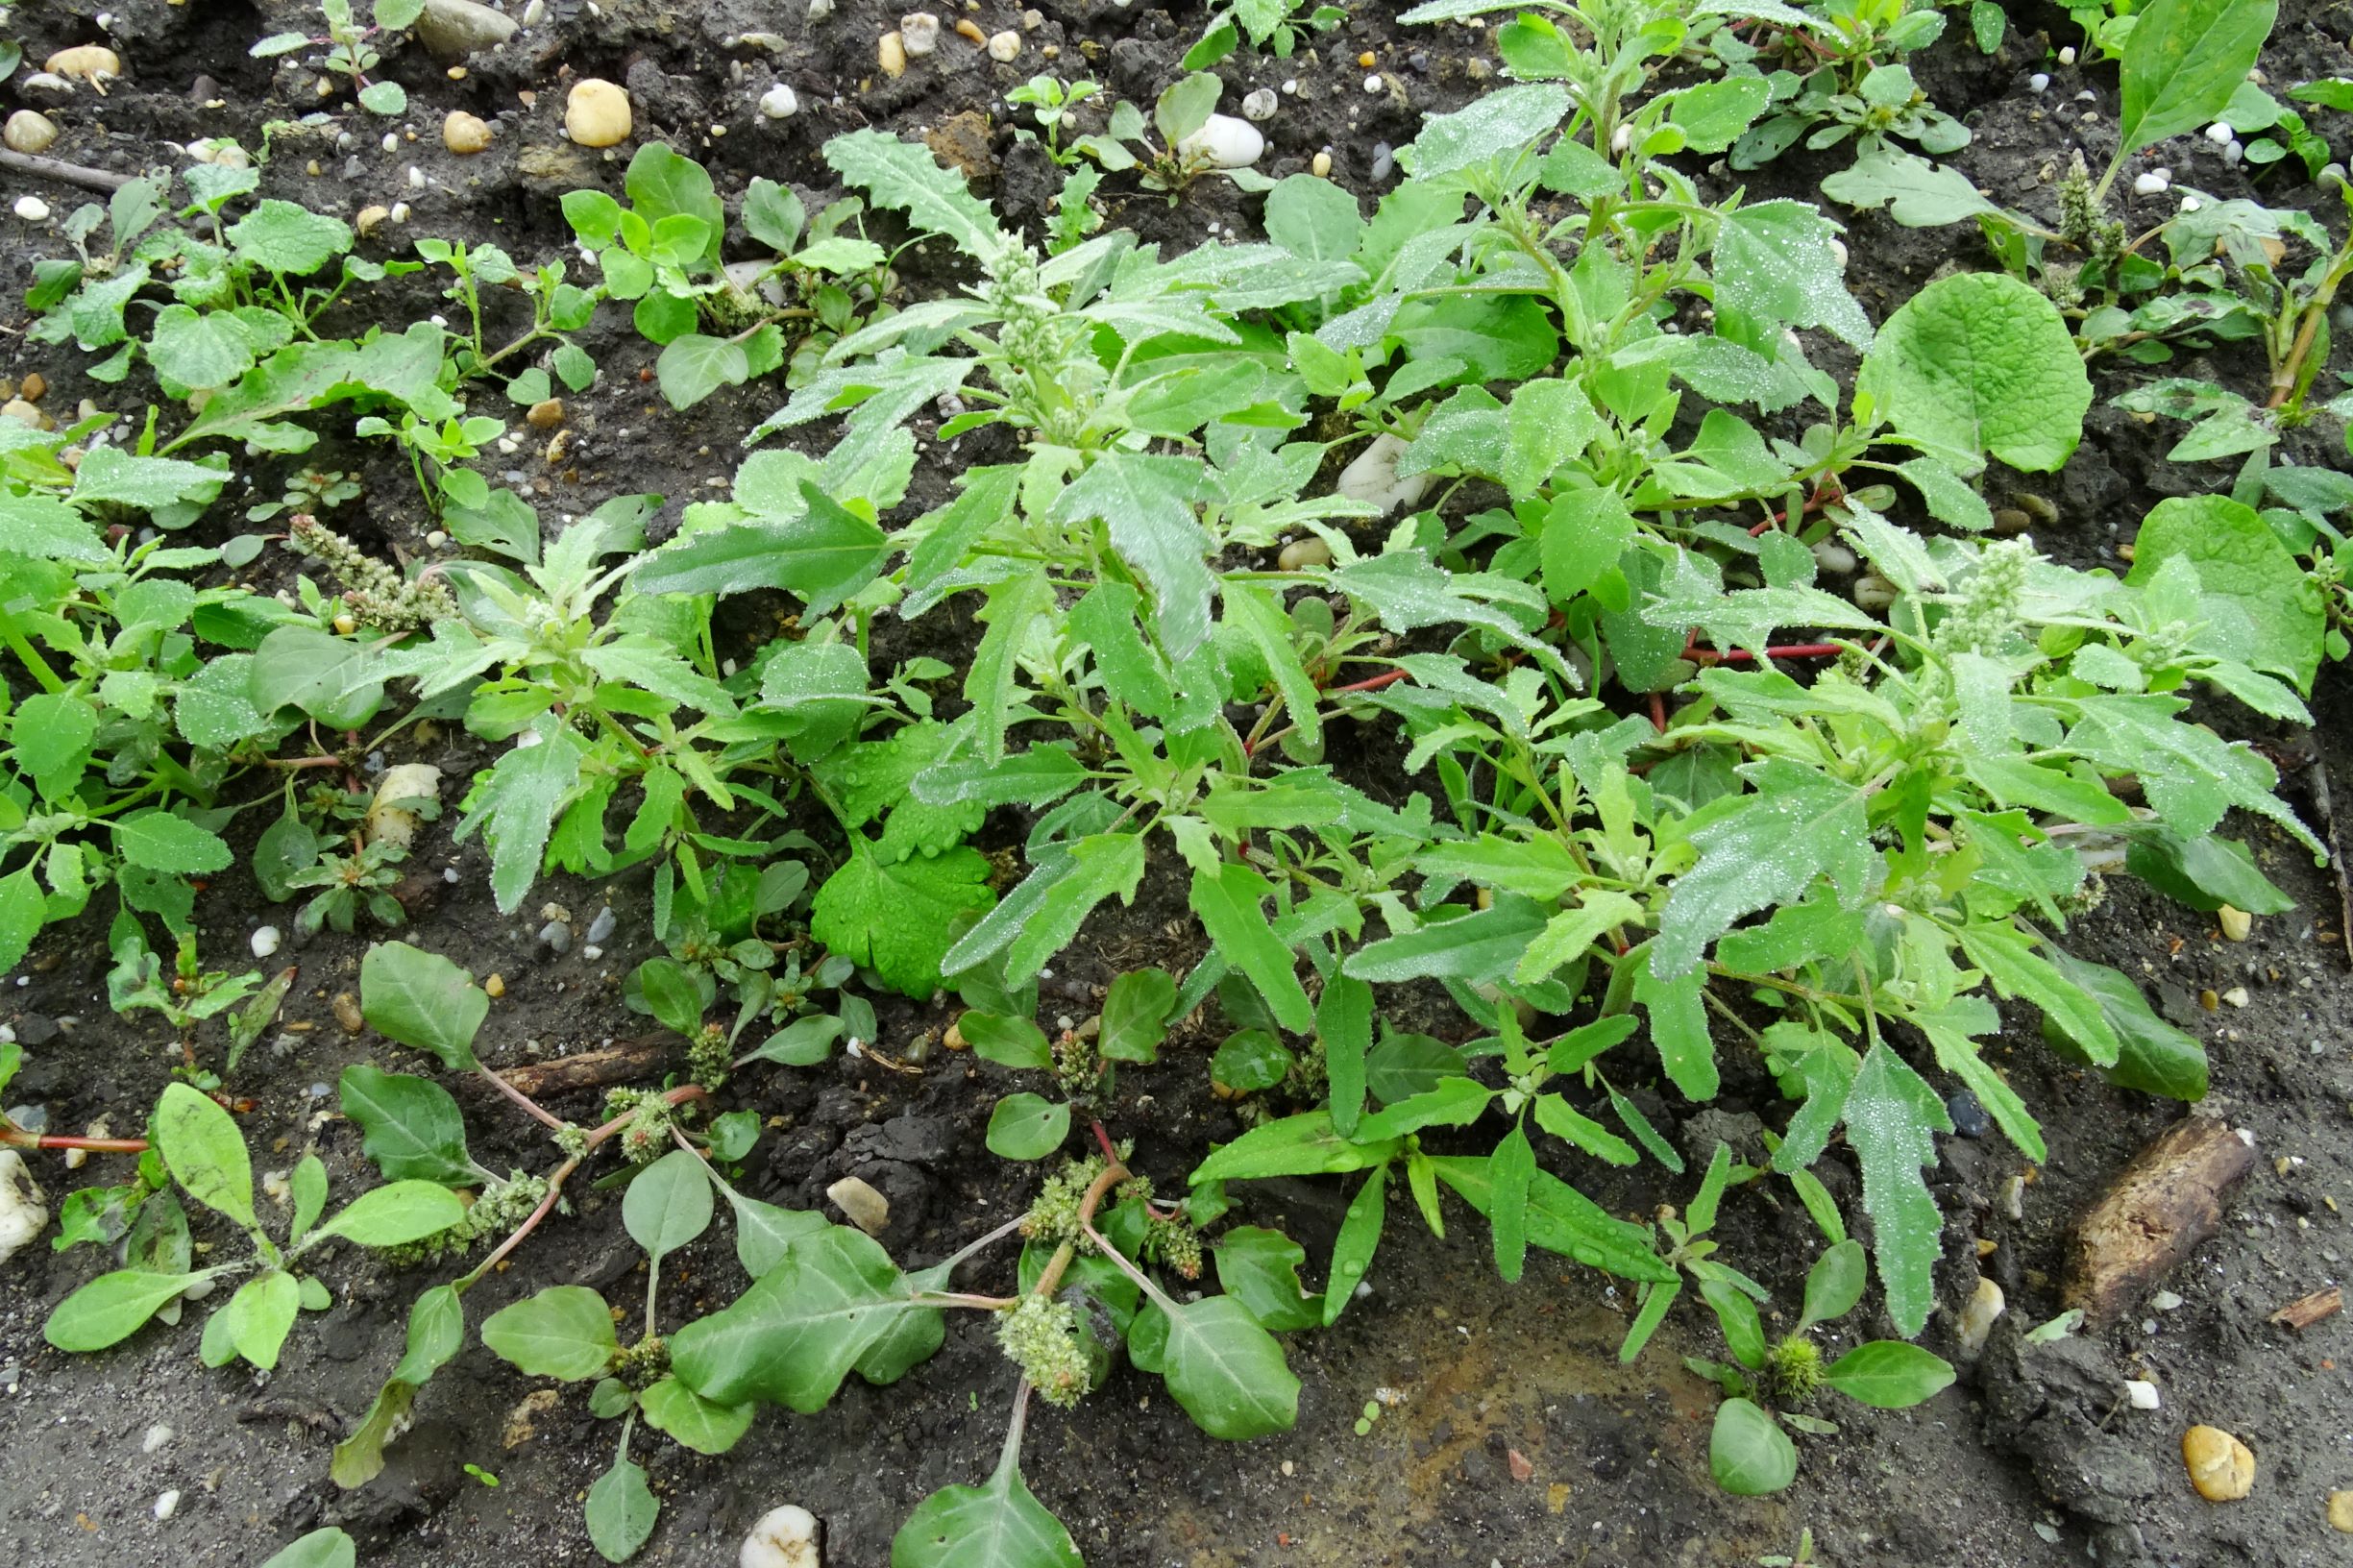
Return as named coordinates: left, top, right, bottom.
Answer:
left=249, top=0, right=426, bottom=116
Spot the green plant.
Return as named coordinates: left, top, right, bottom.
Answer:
left=250, top=0, right=426, bottom=115
left=42, top=1081, right=467, bottom=1370
left=1732, top=1, right=1972, bottom=170
left=561, top=145, right=891, bottom=408
left=1182, top=0, right=1346, bottom=69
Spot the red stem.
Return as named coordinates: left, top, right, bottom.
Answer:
left=1321, top=668, right=1410, bottom=696
left=1686, top=642, right=1847, bottom=665
left=22, top=1134, right=151, bottom=1154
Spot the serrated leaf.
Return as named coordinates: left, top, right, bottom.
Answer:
left=1406, top=84, right=1570, bottom=176
left=638, top=480, right=888, bottom=617
left=824, top=130, right=1013, bottom=267
left=2117, top=0, right=2279, bottom=161
left=458, top=723, right=587, bottom=915
left=1426, top=1154, right=1676, bottom=1283
left=811, top=842, right=997, bottom=998
left=1050, top=455, right=1217, bottom=660
left=114, top=811, right=232, bottom=874
left=1653, top=758, right=1875, bottom=977
left=226, top=201, right=354, bottom=276
left=1713, top=199, right=1873, bottom=351
left=1856, top=272, right=2091, bottom=473
left=1189, top=862, right=1312, bottom=1034
left=1842, top=1042, right=1950, bottom=1337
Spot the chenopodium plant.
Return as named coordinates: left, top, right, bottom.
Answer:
left=561, top=143, right=894, bottom=407
left=43, top=1082, right=467, bottom=1371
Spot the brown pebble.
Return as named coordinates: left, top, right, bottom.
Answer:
left=485, top=973, right=506, bottom=998
left=1991, top=507, right=2031, bottom=535
left=954, top=17, right=986, bottom=42
left=18, top=373, right=44, bottom=404
left=332, top=992, right=365, bottom=1034
left=2182, top=1426, right=2254, bottom=1502
left=526, top=398, right=565, bottom=429
left=443, top=110, right=493, bottom=155
left=942, top=1020, right=967, bottom=1051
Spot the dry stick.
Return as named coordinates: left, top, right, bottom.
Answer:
left=2310, top=753, right=2353, bottom=969
left=0, top=148, right=138, bottom=192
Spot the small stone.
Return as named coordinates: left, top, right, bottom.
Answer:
left=2133, top=169, right=2170, bottom=195
left=141, top=1423, right=173, bottom=1454
left=1956, top=1276, right=2005, bottom=1356
left=986, top=30, right=1019, bottom=62
left=153, top=1489, right=180, bottom=1522
left=1176, top=113, right=1263, bottom=170
left=522, top=0, right=545, bottom=23
left=527, top=398, right=565, bottom=429
left=485, top=973, right=505, bottom=998
left=2221, top=986, right=2249, bottom=1009
left=955, top=18, right=987, bottom=45
left=1811, top=539, right=1857, bottom=575
left=12, top=196, right=49, bottom=223
left=2150, top=1289, right=2185, bottom=1311
left=2058, top=45, right=2077, bottom=64
left=760, top=83, right=799, bottom=119
left=0, top=399, right=43, bottom=428
left=1279, top=537, right=1331, bottom=572
left=415, top=0, right=518, bottom=61
left=1358, top=50, right=1377, bottom=68
left=808, top=0, right=835, bottom=17
left=3, top=110, right=59, bottom=155
left=1363, top=73, right=1385, bottom=94
left=585, top=906, right=617, bottom=944
left=332, top=992, right=365, bottom=1034
left=827, top=1176, right=890, bottom=1237
left=2124, top=1379, right=2161, bottom=1409
left=0, top=1151, right=47, bottom=1268
left=389, top=200, right=412, bottom=225
left=900, top=12, right=941, bottom=56
left=2218, top=905, right=2251, bottom=942
left=443, top=110, right=493, bottom=155
left=2028, top=72, right=2049, bottom=92
left=2207, top=120, right=2236, bottom=144
left=1947, top=1090, right=1990, bottom=1139
left=2328, top=1491, right=2353, bottom=1533
left=741, top=1503, right=821, bottom=1568
left=1852, top=573, right=1898, bottom=611
left=2182, top=1426, right=2254, bottom=1501
left=1311, top=150, right=1332, bottom=178
left=355, top=204, right=391, bottom=235
left=878, top=31, right=907, bottom=77
left=1241, top=86, right=1277, bottom=121
left=537, top=920, right=572, bottom=954
left=1335, top=433, right=1429, bottom=515
left=251, top=926, right=282, bottom=960
left=1991, top=507, right=2032, bottom=536
left=565, top=79, right=632, bottom=147
left=44, top=46, right=122, bottom=85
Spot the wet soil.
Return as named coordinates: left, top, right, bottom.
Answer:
left=3, top=2, right=2353, bottom=1566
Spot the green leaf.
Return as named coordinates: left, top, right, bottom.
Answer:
left=258, top=1529, right=356, bottom=1568
left=1700, top=1277, right=1767, bottom=1369
left=2117, top=0, right=2280, bottom=161
left=12, top=692, right=97, bottom=801
left=1709, top=1398, right=1798, bottom=1495
left=986, top=1093, right=1071, bottom=1161
left=1050, top=455, right=1218, bottom=660
left=1214, top=1226, right=1322, bottom=1332
left=1158, top=1294, right=1300, bottom=1439
left=317, top=1181, right=467, bottom=1246
left=891, top=1447, right=1085, bottom=1568
left=460, top=723, right=587, bottom=915
left=331, top=1285, right=465, bottom=1487
left=1488, top=1121, right=1535, bottom=1285
left=1099, top=968, right=1177, bottom=1064
left=586, top=1456, right=659, bottom=1563
left=213, top=1270, right=302, bottom=1370
left=1537, top=487, right=1637, bottom=605
left=1190, top=1112, right=1395, bottom=1185
left=624, top=1149, right=716, bottom=1263
left=624, top=142, right=724, bottom=262
left=1632, top=959, right=1718, bottom=1100
left=0, top=490, right=107, bottom=559
left=1427, top=1155, right=1676, bottom=1284
left=1344, top=900, right=1549, bottom=986
left=1797, top=1238, right=1868, bottom=1333
left=638, top=1376, right=754, bottom=1455
left=114, top=811, right=233, bottom=874
left=1323, top=1164, right=1387, bottom=1325
left=226, top=201, right=354, bottom=275
left=823, top=129, right=1013, bottom=268
left=1842, top=1042, right=1951, bottom=1337
left=1954, top=921, right=2119, bottom=1068
left=1654, top=758, right=1875, bottom=976
left=155, top=1082, right=256, bottom=1227
left=1712, top=199, right=1873, bottom=350
left=1262, top=173, right=1364, bottom=266
left=1856, top=271, right=2092, bottom=473
left=1406, top=83, right=1569, bottom=177
left=2040, top=946, right=2209, bottom=1101
left=358, top=80, right=407, bottom=115
left=964, top=1014, right=1052, bottom=1068
left=1210, top=1030, right=1293, bottom=1094
left=961, top=568, right=1052, bottom=766
left=671, top=1223, right=940, bottom=1410
left=250, top=625, right=384, bottom=728
left=480, top=1286, right=619, bottom=1382
left=44, top=1268, right=210, bottom=1351
left=1189, top=862, right=1313, bottom=1034
left=339, top=1065, right=477, bottom=1185
left=812, top=841, right=997, bottom=998
left=359, top=942, right=487, bottom=1071
left=1318, top=973, right=1373, bottom=1138
left=724, top=1191, right=828, bottom=1280
left=654, top=333, right=750, bottom=410
left=1823, top=1339, right=1956, bottom=1408
left=2126, top=494, right=2325, bottom=692
left=2123, top=829, right=2292, bottom=915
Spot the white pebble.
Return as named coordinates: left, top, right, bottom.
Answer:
left=2124, top=1380, right=2161, bottom=1409
left=142, top=1423, right=173, bottom=1454
left=522, top=0, right=545, bottom=22
left=1281, top=78, right=1297, bottom=95
left=740, top=1503, right=820, bottom=1568
left=0, top=1151, right=46, bottom=1268
left=1175, top=112, right=1264, bottom=170
left=2133, top=170, right=2170, bottom=195
left=2075, top=89, right=2096, bottom=103
left=586, top=906, right=617, bottom=943
left=381, top=132, right=399, bottom=154
left=986, top=30, right=1019, bottom=62
left=2179, top=194, right=2202, bottom=212
left=406, top=164, right=427, bottom=189
left=2151, top=1289, right=2186, bottom=1311
left=807, top=0, right=833, bottom=15
left=12, top=196, right=50, bottom=222
left=761, top=83, right=798, bottom=118
left=251, top=925, right=282, bottom=959
left=899, top=12, right=940, bottom=56
left=2221, top=140, right=2242, bottom=164
left=2028, top=73, right=2049, bottom=93
left=1241, top=86, right=1277, bottom=121
left=389, top=201, right=411, bottom=223
left=2206, top=120, right=2235, bottom=144
left=1362, top=74, right=1384, bottom=94
left=1957, top=1276, right=2006, bottom=1356
left=2058, top=45, right=2076, bottom=65
left=154, top=1489, right=180, bottom=1521
left=1336, top=433, right=1431, bottom=516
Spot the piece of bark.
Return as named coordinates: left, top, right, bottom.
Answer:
left=472, top=1037, right=678, bottom=1099
left=2270, top=1286, right=2343, bottom=1331
left=2063, top=1115, right=2257, bottom=1326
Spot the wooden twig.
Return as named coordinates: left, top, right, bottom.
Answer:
left=469, top=1036, right=679, bottom=1099
left=0, top=148, right=136, bottom=193
left=2309, top=754, right=2353, bottom=968
left=2270, top=1286, right=2342, bottom=1331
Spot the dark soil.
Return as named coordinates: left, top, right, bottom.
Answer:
left=3, top=2, right=2352, bottom=1566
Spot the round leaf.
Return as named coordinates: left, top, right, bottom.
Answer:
left=1709, top=1398, right=1798, bottom=1495
left=585, top=1456, right=659, bottom=1562
left=623, top=1149, right=716, bottom=1264
left=986, top=1093, right=1070, bottom=1162
left=359, top=941, right=487, bottom=1070
left=481, top=1285, right=619, bottom=1382
left=1855, top=272, right=2091, bottom=473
